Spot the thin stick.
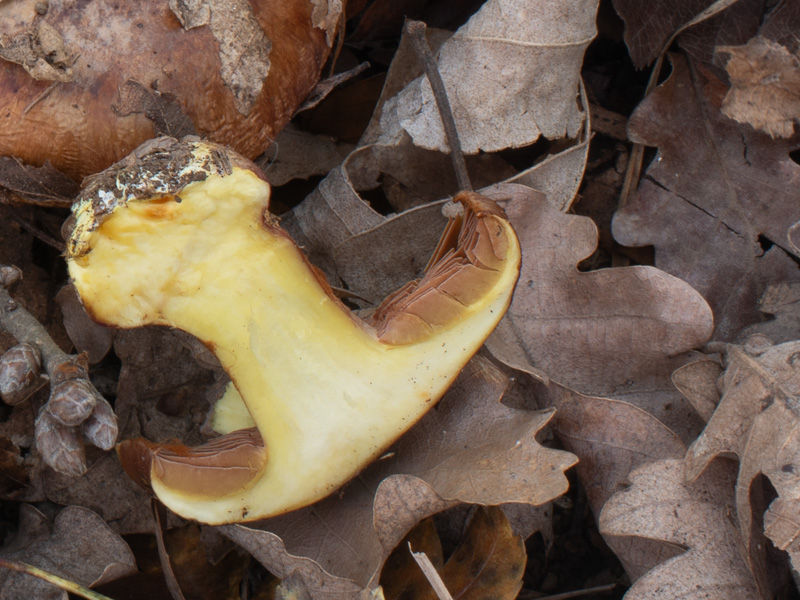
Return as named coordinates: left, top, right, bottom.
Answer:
left=153, top=499, right=187, bottom=600
left=404, top=19, right=472, bottom=192
left=519, top=583, right=618, bottom=600
left=0, top=557, right=116, bottom=600
left=409, top=545, right=454, bottom=600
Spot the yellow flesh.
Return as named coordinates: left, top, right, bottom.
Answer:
left=69, top=168, right=520, bottom=524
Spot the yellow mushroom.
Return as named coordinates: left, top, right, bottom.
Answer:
left=66, top=137, right=521, bottom=524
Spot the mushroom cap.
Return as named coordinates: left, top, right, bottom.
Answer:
left=0, top=0, right=335, bottom=180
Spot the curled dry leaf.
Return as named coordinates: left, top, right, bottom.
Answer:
left=0, top=157, right=79, bottom=207
left=0, top=0, right=341, bottom=180
left=600, top=458, right=764, bottom=599
left=484, top=183, right=712, bottom=442
left=612, top=53, right=800, bottom=341
left=718, top=36, right=800, bottom=138
left=671, top=358, right=723, bottom=422
left=0, top=504, right=136, bottom=600
left=385, top=0, right=597, bottom=154
left=43, top=450, right=156, bottom=535
left=221, top=358, right=576, bottom=598
left=261, top=123, right=354, bottom=187
left=685, top=340, right=800, bottom=584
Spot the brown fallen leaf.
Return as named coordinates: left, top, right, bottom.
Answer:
left=737, top=282, right=800, bottom=345
left=718, top=36, right=800, bottom=138
left=484, top=183, right=712, bottom=442
left=387, top=0, right=597, bottom=154
left=101, top=522, right=256, bottom=600
left=0, top=157, right=78, bottom=207
left=612, top=52, right=800, bottom=341
left=599, top=458, right=763, bottom=599
left=662, top=0, right=760, bottom=68
left=261, top=123, right=354, bottom=187
left=685, top=339, right=800, bottom=589
left=0, top=504, right=136, bottom=600
left=533, top=378, right=687, bottom=581
left=384, top=506, right=525, bottom=600
left=220, top=357, right=576, bottom=599
left=427, top=506, right=525, bottom=600
left=671, top=358, right=723, bottom=422
left=611, top=0, right=726, bottom=67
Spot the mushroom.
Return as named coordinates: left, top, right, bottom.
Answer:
left=66, top=137, right=521, bottom=524
left=0, top=0, right=338, bottom=181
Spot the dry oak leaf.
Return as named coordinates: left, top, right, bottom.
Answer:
left=671, top=357, right=724, bottom=422
left=484, top=184, right=712, bottom=442
left=719, top=36, right=800, bottom=138
left=600, top=458, right=763, bottom=599
left=0, top=504, right=136, bottom=600
left=532, top=378, right=689, bottom=582
left=737, top=282, right=800, bottom=344
left=221, top=357, right=576, bottom=600
left=686, top=339, right=800, bottom=582
left=612, top=53, right=800, bottom=341
left=384, top=0, right=598, bottom=154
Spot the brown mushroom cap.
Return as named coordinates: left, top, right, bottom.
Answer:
left=0, top=0, right=336, bottom=180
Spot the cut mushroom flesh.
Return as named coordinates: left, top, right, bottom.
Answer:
left=66, top=138, right=521, bottom=524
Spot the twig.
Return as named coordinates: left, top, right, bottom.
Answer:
left=519, top=583, right=619, bottom=600
left=0, top=267, right=70, bottom=376
left=0, top=557, right=116, bottom=600
left=409, top=545, right=454, bottom=600
left=0, top=265, right=118, bottom=475
left=404, top=19, right=472, bottom=192
left=153, top=499, right=187, bottom=600
left=23, top=81, right=60, bottom=115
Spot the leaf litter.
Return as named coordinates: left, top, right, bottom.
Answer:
left=1, top=0, right=800, bottom=598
